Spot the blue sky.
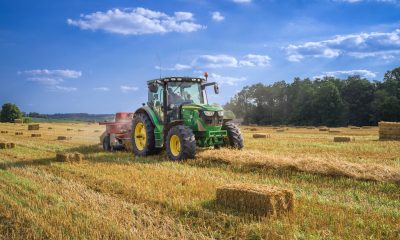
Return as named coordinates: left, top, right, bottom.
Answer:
left=0, top=0, right=399, bottom=114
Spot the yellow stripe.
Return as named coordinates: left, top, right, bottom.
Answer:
left=182, top=106, right=200, bottom=109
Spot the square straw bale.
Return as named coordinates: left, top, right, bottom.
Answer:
left=0, top=143, right=6, bottom=149
left=28, top=124, right=40, bottom=130
left=216, top=183, right=294, bottom=217
left=334, top=136, right=352, bottom=142
left=253, top=133, right=270, bottom=138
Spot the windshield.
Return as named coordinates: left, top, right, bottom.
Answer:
left=167, top=82, right=205, bottom=105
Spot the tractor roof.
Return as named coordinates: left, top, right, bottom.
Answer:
left=147, top=76, right=206, bottom=85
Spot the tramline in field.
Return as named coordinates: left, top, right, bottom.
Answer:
left=100, top=73, right=244, bottom=160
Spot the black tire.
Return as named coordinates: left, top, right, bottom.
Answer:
left=166, top=125, right=196, bottom=160
left=222, top=121, right=244, bottom=149
left=131, top=113, right=158, bottom=156
left=103, top=135, right=111, bottom=151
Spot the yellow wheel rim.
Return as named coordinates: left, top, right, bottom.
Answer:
left=134, top=122, right=146, bottom=151
left=169, top=135, right=181, bottom=157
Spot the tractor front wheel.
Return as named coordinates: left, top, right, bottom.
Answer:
left=131, top=113, right=157, bottom=156
left=222, top=121, right=244, bottom=149
left=102, top=135, right=111, bottom=151
left=166, top=125, right=196, bottom=160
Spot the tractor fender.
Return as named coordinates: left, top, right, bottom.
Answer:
left=133, top=106, right=159, bottom=127
left=164, top=120, right=184, bottom=135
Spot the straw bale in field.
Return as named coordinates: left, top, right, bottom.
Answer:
left=329, top=130, right=341, bottom=133
left=216, top=183, right=294, bottom=217
left=253, top=133, right=270, bottom=139
left=319, top=128, right=329, bottom=131
left=0, top=142, right=15, bottom=149
left=379, top=121, right=400, bottom=140
left=48, top=127, right=53, bottom=130
left=361, top=126, right=372, bottom=129
left=15, top=132, right=23, bottom=135
left=57, top=136, right=67, bottom=140
left=250, top=128, right=257, bottom=131
left=31, top=133, right=41, bottom=137
left=1, top=131, right=8, bottom=134
left=56, top=152, right=83, bottom=162
left=276, top=129, right=285, bottom=132
left=350, top=127, right=361, bottom=129
left=14, top=119, right=22, bottom=124
left=334, top=137, right=352, bottom=142
left=67, top=128, right=73, bottom=131
left=78, top=129, right=84, bottom=132
left=28, top=124, right=40, bottom=130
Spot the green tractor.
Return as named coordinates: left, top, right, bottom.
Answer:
left=131, top=75, right=243, bottom=160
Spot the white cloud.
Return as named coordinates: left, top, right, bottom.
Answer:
left=155, top=64, right=191, bottom=71
left=53, top=86, right=77, bottom=92
left=313, top=69, right=377, bottom=79
left=19, top=69, right=82, bottom=78
left=93, top=87, right=110, bottom=91
left=232, top=0, right=252, bottom=3
left=211, top=12, right=224, bottom=22
left=120, top=85, right=139, bottom=93
left=286, top=29, right=400, bottom=61
left=208, top=73, right=246, bottom=86
left=192, top=54, right=271, bottom=68
left=27, top=77, right=64, bottom=86
left=19, top=68, right=81, bottom=91
left=67, top=8, right=205, bottom=35
left=239, top=54, right=271, bottom=67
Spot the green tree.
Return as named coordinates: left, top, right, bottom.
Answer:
left=0, top=103, right=22, bottom=123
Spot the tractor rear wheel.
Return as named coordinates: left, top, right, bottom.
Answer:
left=166, top=125, right=196, bottom=160
left=131, top=113, right=157, bottom=156
left=222, top=121, right=244, bottom=149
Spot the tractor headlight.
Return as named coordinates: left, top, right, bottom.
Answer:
left=203, top=111, right=215, bottom=117
left=217, top=111, right=224, bottom=117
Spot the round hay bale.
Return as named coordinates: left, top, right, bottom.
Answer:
left=57, top=136, right=67, bottom=140
left=253, top=133, right=270, bottom=139
left=334, top=136, right=352, bottom=142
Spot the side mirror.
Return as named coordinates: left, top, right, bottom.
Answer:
left=214, top=83, right=219, bottom=94
left=149, top=83, right=158, bottom=93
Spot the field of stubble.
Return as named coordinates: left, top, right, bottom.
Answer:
left=0, top=122, right=399, bottom=239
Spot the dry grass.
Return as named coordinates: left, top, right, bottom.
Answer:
left=0, top=122, right=399, bottom=239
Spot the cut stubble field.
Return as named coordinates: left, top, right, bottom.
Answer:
left=0, top=122, right=399, bottom=239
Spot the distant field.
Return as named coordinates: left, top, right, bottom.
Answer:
left=0, top=122, right=399, bottom=239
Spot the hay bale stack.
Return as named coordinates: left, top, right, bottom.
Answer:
left=31, top=133, right=41, bottom=137
left=253, top=133, right=270, bottom=139
left=319, top=128, right=329, bottom=132
left=57, top=136, right=67, bottom=140
left=15, top=132, right=23, bottom=135
left=379, top=121, right=400, bottom=140
left=14, top=119, right=23, bottom=124
left=28, top=124, right=40, bottom=131
left=216, top=183, right=294, bottom=217
left=1, top=131, right=8, bottom=134
left=334, top=137, right=352, bottom=142
left=56, top=152, right=83, bottom=162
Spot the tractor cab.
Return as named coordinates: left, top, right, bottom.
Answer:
left=131, top=74, right=243, bottom=161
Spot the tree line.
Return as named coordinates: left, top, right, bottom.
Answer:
left=225, top=67, right=400, bottom=126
